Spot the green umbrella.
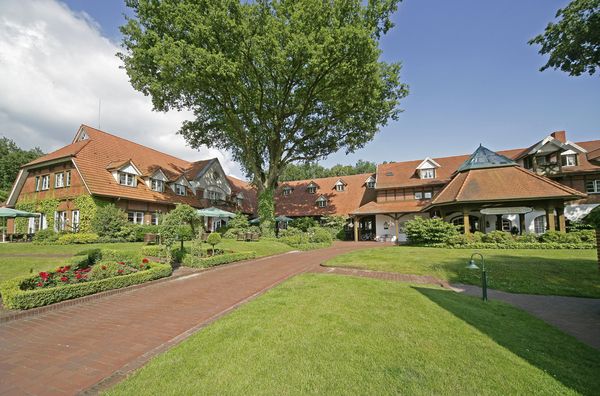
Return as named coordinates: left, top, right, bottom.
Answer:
left=249, top=217, right=260, bottom=224
left=196, top=207, right=236, bottom=218
left=275, top=215, right=293, bottom=222
left=0, top=208, right=40, bottom=218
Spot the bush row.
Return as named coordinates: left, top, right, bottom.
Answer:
left=278, top=226, right=333, bottom=248
left=182, top=251, right=257, bottom=268
left=431, top=242, right=596, bottom=249
left=0, top=261, right=172, bottom=310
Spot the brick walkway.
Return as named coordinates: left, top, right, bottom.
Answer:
left=455, top=284, right=600, bottom=351
left=0, top=242, right=374, bottom=395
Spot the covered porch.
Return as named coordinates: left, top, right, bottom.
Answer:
left=349, top=201, right=427, bottom=242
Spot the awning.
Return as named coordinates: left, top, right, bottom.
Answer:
left=196, top=207, right=236, bottom=218
left=0, top=208, right=40, bottom=218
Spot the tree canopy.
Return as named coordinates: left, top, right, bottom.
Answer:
left=280, top=160, right=377, bottom=181
left=0, top=137, right=44, bottom=200
left=120, top=0, right=407, bottom=232
left=529, top=0, right=600, bottom=76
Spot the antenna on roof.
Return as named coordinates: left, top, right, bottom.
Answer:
left=98, top=98, right=101, bottom=129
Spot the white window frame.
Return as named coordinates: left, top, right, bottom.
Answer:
left=307, top=186, right=317, bottom=194
left=366, top=181, right=376, bottom=189
left=207, top=190, right=220, bottom=200
left=41, top=175, right=50, bottom=190
left=150, top=178, right=164, bottom=192
left=586, top=180, right=600, bottom=194
left=119, top=172, right=136, bottom=187
left=34, top=176, right=40, bottom=192
left=128, top=211, right=145, bottom=224
left=420, top=168, right=435, bottom=179
left=534, top=215, right=547, bottom=234
left=54, top=211, right=67, bottom=231
left=174, top=183, right=187, bottom=196
left=424, top=191, right=432, bottom=199
left=414, top=192, right=423, bottom=200
left=283, top=187, right=292, bottom=196
left=72, top=210, right=80, bottom=232
left=335, top=182, right=345, bottom=192
left=151, top=212, right=160, bottom=225
left=316, top=197, right=327, bottom=208
left=562, top=154, right=577, bottom=167
left=65, top=170, right=71, bottom=187
left=54, top=172, right=64, bottom=188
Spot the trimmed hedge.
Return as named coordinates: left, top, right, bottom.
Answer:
left=56, top=233, right=100, bottom=244
left=287, top=242, right=331, bottom=251
left=0, top=261, right=172, bottom=310
left=183, top=251, right=256, bottom=269
left=431, top=242, right=596, bottom=249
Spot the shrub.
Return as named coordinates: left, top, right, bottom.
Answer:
left=320, top=215, right=348, bottom=240
left=290, top=217, right=318, bottom=232
left=539, top=230, right=561, bottom=243
left=141, top=245, right=169, bottom=257
left=99, top=249, right=141, bottom=263
left=481, top=231, right=513, bottom=243
left=308, top=227, right=333, bottom=244
left=437, top=242, right=595, bottom=250
left=515, top=233, right=539, bottom=243
left=183, top=251, right=256, bottom=268
left=92, top=204, right=129, bottom=238
left=0, top=261, right=172, bottom=310
left=132, top=225, right=160, bottom=242
left=279, top=227, right=309, bottom=246
left=575, top=230, right=596, bottom=243
left=32, top=228, right=58, bottom=243
left=404, top=217, right=460, bottom=245
left=207, top=232, right=222, bottom=250
left=56, top=233, right=100, bottom=244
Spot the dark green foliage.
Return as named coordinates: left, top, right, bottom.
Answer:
left=0, top=137, right=44, bottom=192
left=567, top=220, right=594, bottom=231
left=404, top=217, right=460, bottom=245
left=207, top=233, right=222, bottom=255
left=160, top=204, right=200, bottom=247
left=584, top=205, right=600, bottom=228
left=56, top=233, right=100, bottom=245
left=132, top=225, right=160, bottom=242
left=481, top=231, right=513, bottom=244
left=290, top=217, right=318, bottom=232
left=529, top=0, right=600, bottom=76
left=92, top=204, right=129, bottom=238
left=280, top=160, right=377, bottom=182
left=32, top=228, right=59, bottom=243
left=120, top=0, right=407, bottom=234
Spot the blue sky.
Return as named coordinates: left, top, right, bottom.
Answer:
left=21, top=1, right=600, bottom=169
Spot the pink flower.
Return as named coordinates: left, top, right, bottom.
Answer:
left=36, top=282, right=43, bottom=287
left=39, top=272, right=49, bottom=280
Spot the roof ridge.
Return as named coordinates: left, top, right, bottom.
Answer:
left=81, top=125, right=194, bottom=167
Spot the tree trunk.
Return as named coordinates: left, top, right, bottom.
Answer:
left=257, top=185, right=276, bottom=237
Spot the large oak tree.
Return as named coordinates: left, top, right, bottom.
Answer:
left=120, top=0, right=408, bottom=232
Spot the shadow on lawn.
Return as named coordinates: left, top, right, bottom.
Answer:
left=414, top=286, right=600, bottom=395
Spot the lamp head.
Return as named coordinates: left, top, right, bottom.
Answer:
left=466, top=260, right=479, bottom=270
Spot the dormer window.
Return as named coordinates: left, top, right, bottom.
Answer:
left=119, top=172, right=136, bottom=187
left=420, top=168, right=435, bottom=179
left=150, top=178, right=164, bottom=192
left=334, top=180, right=345, bottom=192
left=236, top=193, right=244, bottom=206
left=365, top=176, right=376, bottom=189
left=283, top=187, right=292, bottom=196
left=561, top=153, right=577, bottom=167
left=316, top=196, right=327, bottom=208
left=174, top=183, right=186, bottom=196
left=307, top=186, right=316, bottom=194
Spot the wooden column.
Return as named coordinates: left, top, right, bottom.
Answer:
left=394, top=214, right=400, bottom=244
left=463, top=210, right=470, bottom=235
left=353, top=217, right=359, bottom=242
left=496, top=215, right=503, bottom=231
left=519, top=213, right=526, bottom=235
left=479, top=215, right=486, bottom=233
left=546, top=207, right=556, bottom=232
left=557, top=206, right=566, bottom=233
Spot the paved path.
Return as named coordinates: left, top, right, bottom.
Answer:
left=0, top=242, right=374, bottom=395
left=454, top=284, right=600, bottom=351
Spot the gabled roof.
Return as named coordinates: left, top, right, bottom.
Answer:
left=457, top=145, right=516, bottom=172
left=429, top=165, right=585, bottom=206
left=25, top=140, right=89, bottom=166
left=274, top=173, right=376, bottom=217
left=351, top=200, right=427, bottom=215
left=416, top=157, right=441, bottom=169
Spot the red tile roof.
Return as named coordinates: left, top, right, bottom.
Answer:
left=275, top=173, right=376, bottom=217
left=351, top=200, right=427, bottom=215
left=26, top=140, right=89, bottom=166
left=429, top=165, right=585, bottom=206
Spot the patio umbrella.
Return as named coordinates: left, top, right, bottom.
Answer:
left=275, top=215, right=293, bottom=222
left=249, top=217, right=260, bottom=225
left=196, top=207, right=236, bottom=218
left=0, top=208, right=40, bottom=243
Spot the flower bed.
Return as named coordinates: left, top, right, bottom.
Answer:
left=182, top=251, right=257, bottom=269
left=0, top=252, right=172, bottom=310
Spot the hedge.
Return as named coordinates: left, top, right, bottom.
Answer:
left=286, top=242, right=332, bottom=251
left=430, top=242, right=596, bottom=250
left=182, top=251, right=256, bottom=269
left=0, top=262, right=172, bottom=310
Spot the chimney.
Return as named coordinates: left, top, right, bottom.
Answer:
left=551, top=130, right=566, bottom=143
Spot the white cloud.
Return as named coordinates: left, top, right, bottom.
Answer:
left=0, top=0, right=243, bottom=178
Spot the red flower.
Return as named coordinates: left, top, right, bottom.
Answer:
left=119, top=261, right=125, bottom=265
left=117, top=269, right=124, bottom=274
left=60, top=276, right=69, bottom=282
left=64, top=266, right=71, bottom=271
left=142, top=258, right=149, bottom=264
left=36, top=282, right=43, bottom=287
left=101, top=265, right=107, bottom=270
left=39, top=272, right=49, bottom=280
left=75, top=273, right=83, bottom=280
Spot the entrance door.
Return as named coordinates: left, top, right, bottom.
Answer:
left=359, top=216, right=376, bottom=241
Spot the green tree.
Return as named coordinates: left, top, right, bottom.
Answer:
left=529, top=0, right=600, bottom=76
left=160, top=204, right=200, bottom=247
left=120, top=0, right=408, bottom=236
left=207, top=232, right=222, bottom=256
left=280, top=160, right=377, bottom=181
left=0, top=137, right=44, bottom=194
left=92, top=204, right=129, bottom=238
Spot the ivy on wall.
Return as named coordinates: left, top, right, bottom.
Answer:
left=14, top=195, right=106, bottom=233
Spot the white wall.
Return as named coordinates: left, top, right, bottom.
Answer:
left=374, top=213, right=423, bottom=242
left=192, top=161, right=232, bottom=198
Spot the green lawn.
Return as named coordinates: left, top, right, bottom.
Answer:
left=325, top=246, right=600, bottom=298
left=0, top=239, right=293, bottom=283
left=107, top=274, right=600, bottom=395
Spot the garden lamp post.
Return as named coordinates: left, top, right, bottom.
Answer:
left=466, top=252, right=488, bottom=301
